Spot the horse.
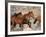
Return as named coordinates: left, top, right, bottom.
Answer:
left=11, top=11, right=34, bottom=28
left=11, top=12, right=25, bottom=29
left=23, top=11, right=34, bottom=28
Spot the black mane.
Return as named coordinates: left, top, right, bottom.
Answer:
left=13, top=12, right=22, bottom=16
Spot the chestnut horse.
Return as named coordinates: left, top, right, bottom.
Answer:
left=11, top=12, right=24, bottom=27
left=11, top=11, right=34, bottom=28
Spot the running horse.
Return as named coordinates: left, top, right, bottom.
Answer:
left=11, top=11, right=34, bottom=28
left=23, top=11, right=34, bottom=28
left=11, top=12, right=24, bottom=27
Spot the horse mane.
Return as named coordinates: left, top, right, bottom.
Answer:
left=28, top=11, right=33, bottom=14
left=13, top=12, right=22, bottom=17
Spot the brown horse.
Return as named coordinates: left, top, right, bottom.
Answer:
left=24, top=11, right=34, bottom=19
left=11, top=11, right=34, bottom=28
left=11, top=12, right=25, bottom=27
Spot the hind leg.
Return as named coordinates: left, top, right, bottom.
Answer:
left=19, top=24, right=23, bottom=30
left=13, top=22, right=16, bottom=27
left=12, top=21, right=16, bottom=28
left=19, top=24, right=22, bottom=27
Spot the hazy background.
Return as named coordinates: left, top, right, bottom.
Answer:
left=11, top=5, right=41, bottom=17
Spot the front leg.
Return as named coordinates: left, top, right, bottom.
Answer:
left=28, top=22, right=31, bottom=28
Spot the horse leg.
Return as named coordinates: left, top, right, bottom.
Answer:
left=19, top=24, right=23, bottom=30
left=11, top=21, right=15, bottom=31
left=13, top=21, right=16, bottom=27
left=19, top=24, right=21, bottom=27
left=28, top=22, right=31, bottom=28
left=29, top=24, right=31, bottom=28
